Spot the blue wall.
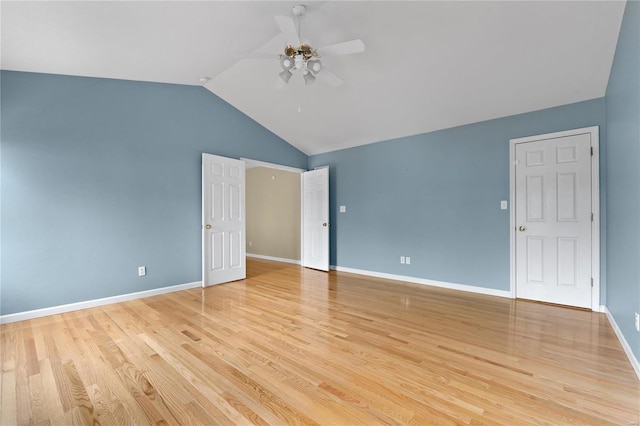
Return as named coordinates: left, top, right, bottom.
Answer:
left=1, top=43, right=628, bottom=325
left=1, top=71, right=307, bottom=315
left=309, top=99, right=607, bottom=293
left=605, top=0, right=640, bottom=361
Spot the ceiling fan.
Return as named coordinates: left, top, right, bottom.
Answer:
left=252, top=4, right=366, bottom=88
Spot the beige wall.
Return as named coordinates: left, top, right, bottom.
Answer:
left=246, top=167, right=301, bottom=261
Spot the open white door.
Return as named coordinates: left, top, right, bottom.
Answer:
left=302, top=167, right=329, bottom=271
left=202, top=153, right=246, bottom=287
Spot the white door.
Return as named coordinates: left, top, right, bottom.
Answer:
left=202, top=153, right=246, bottom=286
left=302, top=167, right=329, bottom=271
left=514, top=132, right=593, bottom=308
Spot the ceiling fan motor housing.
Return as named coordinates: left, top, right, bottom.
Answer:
left=292, top=5, right=306, bottom=17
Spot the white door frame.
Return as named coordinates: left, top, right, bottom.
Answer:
left=509, top=126, right=600, bottom=311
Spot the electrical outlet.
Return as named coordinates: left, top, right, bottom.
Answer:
left=400, top=256, right=405, bottom=264
left=138, top=266, right=146, bottom=277
left=635, top=312, right=639, bottom=332
left=406, top=257, right=411, bottom=265
left=249, top=241, right=252, bottom=247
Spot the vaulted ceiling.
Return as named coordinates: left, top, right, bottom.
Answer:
left=1, top=1, right=626, bottom=155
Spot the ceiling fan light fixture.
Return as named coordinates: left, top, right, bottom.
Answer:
left=279, top=69, right=293, bottom=83
left=280, top=56, right=293, bottom=70
left=303, top=70, right=316, bottom=85
left=307, top=59, right=321, bottom=74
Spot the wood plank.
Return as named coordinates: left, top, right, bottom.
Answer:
left=38, top=359, right=66, bottom=425
left=1, top=370, right=17, bottom=425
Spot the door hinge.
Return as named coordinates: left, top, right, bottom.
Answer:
left=591, top=147, right=594, bottom=156
left=591, top=212, right=594, bottom=222
left=591, top=278, right=594, bottom=287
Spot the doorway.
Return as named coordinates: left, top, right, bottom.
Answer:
left=243, top=159, right=304, bottom=265
left=202, top=156, right=330, bottom=286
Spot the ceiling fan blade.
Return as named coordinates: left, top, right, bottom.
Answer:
left=316, top=67, right=344, bottom=88
left=274, top=15, right=300, bottom=46
left=316, top=39, right=365, bottom=57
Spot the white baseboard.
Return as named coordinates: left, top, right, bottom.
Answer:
left=0, top=281, right=202, bottom=325
left=331, top=265, right=512, bottom=299
left=604, top=307, right=640, bottom=381
left=247, top=253, right=301, bottom=265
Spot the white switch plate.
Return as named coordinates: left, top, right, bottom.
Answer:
left=500, top=200, right=508, bottom=210
left=406, top=257, right=411, bottom=264
left=339, top=205, right=346, bottom=213
left=138, top=266, right=146, bottom=276
left=400, top=256, right=405, bottom=264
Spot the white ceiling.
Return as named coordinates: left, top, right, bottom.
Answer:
left=1, top=1, right=626, bottom=155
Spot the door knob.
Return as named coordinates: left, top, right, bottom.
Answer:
left=205, top=224, right=211, bottom=230
left=322, top=223, right=328, bottom=227
left=519, top=225, right=526, bottom=232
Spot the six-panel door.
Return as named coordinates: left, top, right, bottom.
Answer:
left=515, top=133, right=592, bottom=308
left=202, top=153, right=246, bottom=286
left=302, top=168, right=329, bottom=271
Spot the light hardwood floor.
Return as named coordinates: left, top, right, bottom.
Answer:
left=1, top=258, right=639, bottom=425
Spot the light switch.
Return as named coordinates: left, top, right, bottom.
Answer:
left=339, top=205, right=346, bottom=213
left=500, top=200, right=508, bottom=210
